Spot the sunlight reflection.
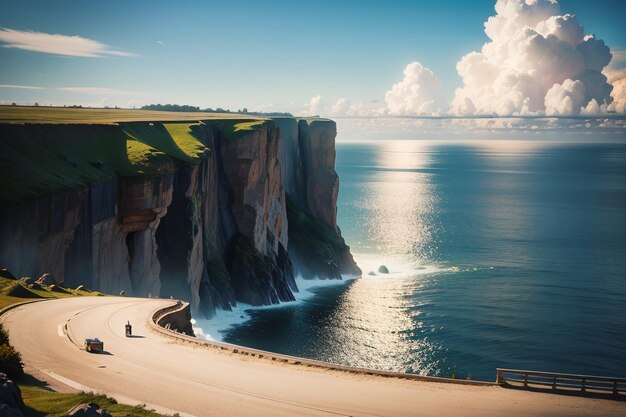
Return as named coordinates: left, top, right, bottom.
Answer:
left=316, top=140, right=447, bottom=374
left=312, top=274, right=445, bottom=374
left=361, top=140, right=438, bottom=261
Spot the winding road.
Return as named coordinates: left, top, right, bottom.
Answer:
left=1, top=297, right=624, bottom=417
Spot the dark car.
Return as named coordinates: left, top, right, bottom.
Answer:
left=84, top=338, right=104, bottom=353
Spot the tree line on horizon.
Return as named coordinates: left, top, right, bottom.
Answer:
left=141, top=103, right=292, bottom=117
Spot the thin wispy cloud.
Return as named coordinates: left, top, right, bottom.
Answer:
left=0, top=84, right=45, bottom=90
left=157, top=40, right=166, bottom=46
left=0, top=84, right=146, bottom=97
left=58, top=87, right=144, bottom=96
left=0, top=28, right=135, bottom=57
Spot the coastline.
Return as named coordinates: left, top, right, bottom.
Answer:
left=155, top=298, right=496, bottom=386
left=192, top=274, right=357, bottom=341
left=3, top=295, right=623, bottom=417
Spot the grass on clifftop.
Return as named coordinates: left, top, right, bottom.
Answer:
left=209, top=119, right=267, bottom=141
left=0, top=105, right=262, bottom=124
left=0, top=123, right=179, bottom=204
left=0, top=106, right=269, bottom=204
left=0, top=121, right=211, bottom=204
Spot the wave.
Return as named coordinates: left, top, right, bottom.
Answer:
left=192, top=274, right=356, bottom=341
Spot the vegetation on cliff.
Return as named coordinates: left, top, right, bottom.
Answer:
left=0, top=105, right=257, bottom=124
left=286, top=197, right=360, bottom=279
left=0, top=275, right=99, bottom=311
left=0, top=107, right=274, bottom=204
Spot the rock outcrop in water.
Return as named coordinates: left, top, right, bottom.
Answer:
left=0, top=116, right=359, bottom=317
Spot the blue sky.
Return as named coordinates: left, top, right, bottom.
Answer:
left=1, top=0, right=625, bottom=115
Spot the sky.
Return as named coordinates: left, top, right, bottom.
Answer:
left=1, top=0, right=626, bottom=117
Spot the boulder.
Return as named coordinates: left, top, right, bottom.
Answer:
left=35, top=273, right=57, bottom=286
left=367, top=271, right=377, bottom=276
left=378, top=265, right=389, bottom=274
left=48, top=285, right=70, bottom=294
left=67, top=403, right=112, bottom=417
left=0, top=404, right=24, bottom=417
left=0, top=373, right=24, bottom=411
left=0, top=269, right=15, bottom=280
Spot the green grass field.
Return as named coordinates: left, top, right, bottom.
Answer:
left=0, top=106, right=275, bottom=204
left=0, top=106, right=327, bottom=205
left=0, top=105, right=261, bottom=124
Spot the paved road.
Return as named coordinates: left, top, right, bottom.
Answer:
left=2, top=297, right=624, bottom=417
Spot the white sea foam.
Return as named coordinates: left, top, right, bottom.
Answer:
left=353, top=252, right=452, bottom=280
left=192, top=274, right=356, bottom=341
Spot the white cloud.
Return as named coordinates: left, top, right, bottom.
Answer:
left=451, top=0, right=616, bottom=116
left=58, top=87, right=144, bottom=96
left=307, top=95, right=322, bottom=115
left=329, top=98, right=381, bottom=117
left=545, top=79, right=586, bottom=115
left=384, top=61, right=447, bottom=116
left=0, top=84, right=45, bottom=90
left=331, top=98, right=350, bottom=115
left=606, top=68, right=626, bottom=113
left=157, top=40, right=166, bottom=47
left=0, top=28, right=135, bottom=57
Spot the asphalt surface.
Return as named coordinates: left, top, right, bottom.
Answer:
left=2, top=297, right=624, bottom=417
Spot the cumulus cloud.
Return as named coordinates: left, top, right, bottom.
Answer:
left=451, top=0, right=615, bottom=116
left=0, top=28, right=135, bottom=57
left=329, top=98, right=380, bottom=117
left=385, top=62, right=447, bottom=115
left=308, top=95, right=322, bottom=115
left=606, top=68, right=626, bottom=113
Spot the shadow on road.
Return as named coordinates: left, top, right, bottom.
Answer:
left=503, top=383, right=626, bottom=402
left=126, top=335, right=145, bottom=339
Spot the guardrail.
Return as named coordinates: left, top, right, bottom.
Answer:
left=496, top=368, right=626, bottom=396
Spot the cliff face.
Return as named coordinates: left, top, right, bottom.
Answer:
left=286, top=120, right=360, bottom=279
left=0, top=117, right=359, bottom=317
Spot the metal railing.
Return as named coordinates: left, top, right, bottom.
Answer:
left=496, top=368, right=626, bottom=396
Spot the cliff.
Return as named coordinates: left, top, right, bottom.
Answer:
left=0, top=109, right=359, bottom=317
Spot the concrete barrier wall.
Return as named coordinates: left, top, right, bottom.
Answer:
left=153, top=300, right=194, bottom=336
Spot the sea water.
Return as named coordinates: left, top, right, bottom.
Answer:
left=196, top=138, right=626, bottom=382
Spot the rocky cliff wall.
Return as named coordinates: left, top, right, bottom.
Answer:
left=0, top=117, right=359, bottom=317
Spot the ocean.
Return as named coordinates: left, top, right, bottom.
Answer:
left=196, top=138, right=626, bottom=382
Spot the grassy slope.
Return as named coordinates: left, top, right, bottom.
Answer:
left=0, top=107, right=272, bottom=204
left=21, top=386, right=167, bottom=417
left=0, top=276, right=100, bottom=310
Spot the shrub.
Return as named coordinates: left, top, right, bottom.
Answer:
left=0, top=343, right=24, bottom=379
left=0, top=324, right=9, bottom=345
